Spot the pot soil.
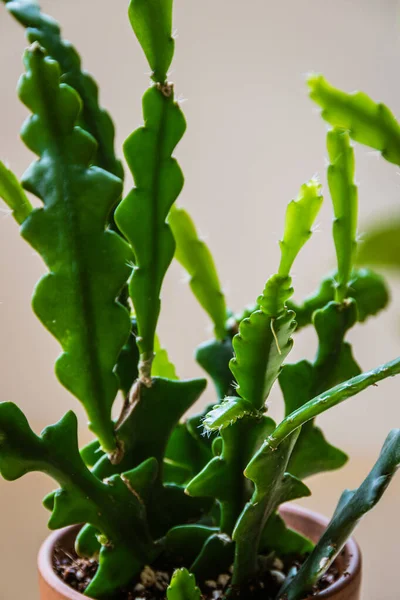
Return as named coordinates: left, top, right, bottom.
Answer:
left=38, top=504, right=362, bottom=600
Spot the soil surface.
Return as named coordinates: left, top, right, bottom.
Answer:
left=54, top=546, right=341, bottom=599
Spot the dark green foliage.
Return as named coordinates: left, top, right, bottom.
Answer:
left=232, top=431, right=310, bottom=585
left=3, top=0, right=123, bottom=178
left=281, top=300, right=360, bottom=479
left=1, top=2, right=400, bottom=599
left=18, top=46, right=131, bottom=453
left=115, top=318, right=140, bottom=397
left=288, top=268, right=389, bottom=329
left=278, top=429, right=400, bottom=600
left=116, top=85, right=186, bottom=369
left=259, top=513, right=313, bottom=557
left=129, top=0, right=174, bottom=84
left=196, top=336, right=236, bottom=399
left=187, top=417, right=276, bottom=535
left=268, top=356, right=400, bottom=450
left=0, top=403, right=157, bottom=596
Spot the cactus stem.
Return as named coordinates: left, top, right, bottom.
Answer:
left=139, top=354, right=155, bottom=387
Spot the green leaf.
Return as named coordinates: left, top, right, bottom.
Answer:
left=18, top=46, right=132, bottom=452
left=312, top=300, right=360, bottom=393
left=186, top=417, right=275, bottom=535
left=357, top=220, right=400, bottom=271
left=0, top=403, right=158, bottom=597
left=0, top=160, right=32, bottom=224
left=278, top=178, right=323, bottom=278
left=169, top=205, right=227, bottom=339
left=115, top=85, right=186, bottom=371
left=196, top=336, right=236, bottom=399
left=165, top=525, right=218, bottom=566
left=164, top=415, right=213, bottom=486
left=278, top=429, right=400, bottom=600
left=232, top=431, right=311, bottom=585
left=268, top=356, right=400, bottom=451
left=288, top=268, right=389, bottom=329
left=3, top=0, right=123, bottom=178
left=281, top=361, right=348, bottom=479
left=308, top=74, right=400, bottom=166
left=327, top=129, right=358, bottom=302
left=191, top=532, right=234, bottom=582
left=129, top=0, right=174, bottom=84
left=230, top=179, right=322, bottom=411
left=80, top=439, right=104, bottom=469
left=167, top=568, right=201, bottom=600
left=90, top=378, right=210, bottom=537
left=259, top=512, right=313, bottom=557
left=280, top=300, right=360, bottom=479
left=230, top=299, right=296, bottom=411
left=153, top=334, right=179, bottom=379
left=115, top=319, right=140, bottom=398
left=203, top=397, right=260, bottom=431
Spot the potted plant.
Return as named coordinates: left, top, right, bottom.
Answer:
left=1, top=1, right=399, bottom=599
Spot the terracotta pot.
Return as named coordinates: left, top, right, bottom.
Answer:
left=38, top=503, right=362, bottom=600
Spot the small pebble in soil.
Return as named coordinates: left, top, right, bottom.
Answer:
left=54, top=546, right=342, bottom=599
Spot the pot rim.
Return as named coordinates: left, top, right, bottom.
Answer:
left=38, top=503, right=361, bottom=599
left=279, top=503, right=361, bottom=598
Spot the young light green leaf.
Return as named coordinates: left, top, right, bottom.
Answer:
left=308, top=74, right=400, bottom=166
left=2, top=0, right=123, bottom=178
left=278, top=178, right=323, bottom=277
left=167, top=568, right=201, bottom=600
left=115, top=85, right=186, bottom=376
left=152, top=334, right=179, bottom=379
left=0, top=160, right=32, bottom=224
left=169, top=205, right=227, bottom=339
left=230, top=179, right=323, bottom=411
left=18, top=46, right=132, bottom=452
left=278, top=429, right=400, bottom=600
left=129, top=0, right=174, bottom=84
left=232, top=431, right=311, bottom=585
left=327, top=129, right=358, bottom=302
left=203, top=397, right=259, bottom=431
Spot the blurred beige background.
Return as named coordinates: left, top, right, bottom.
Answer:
left=1, top=0, right=400, bottom=598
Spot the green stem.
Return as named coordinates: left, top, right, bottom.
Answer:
left=268, top=357, right=400, bottom=449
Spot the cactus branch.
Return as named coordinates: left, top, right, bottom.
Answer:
left=268, top=356, right=400, bottom=450
left=327, top=129, right=358, bottom=303
left=0, top=160, right=33, bottom=224
left=308, top=74, right=400, bottom=166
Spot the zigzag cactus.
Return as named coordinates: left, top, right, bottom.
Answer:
left=1, top=1, right=400, bottom=600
